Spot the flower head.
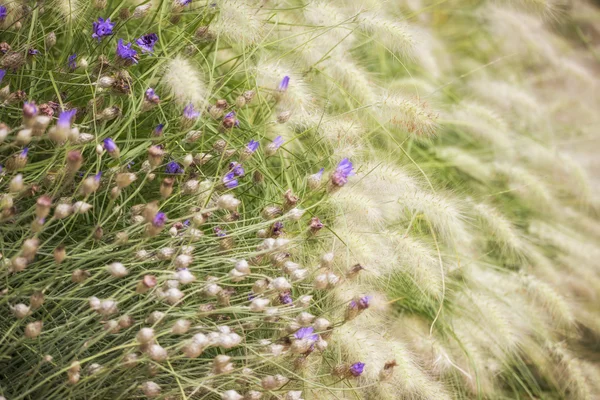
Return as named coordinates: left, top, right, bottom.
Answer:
left=294, top=326, right=318, bottom=342
left=68, top=54, right=77, bottom=70
left=222, top=111, right=240, bottom=128
left=116, top=39, right=138, bottom=65
left=21, top=147, right=29, bottom=157
left=0, top=69, right=5, bottom=84
left=331, top=158, right=354, bottom=187
left=94, top=171, right=102, bottom=181
left=279, top=292, right=292, bottom=305
left=153, top=212, right=166, bottom=228
left=222, top=171, right=238, bottom=189
left=349, top=362, right=365, bottom=377
left=92, top=17, right=114, bottom=41
left=28, top=49, right=39, bottom=56
left=229, top=162, right=245, bottom=177
left=165, top=161, right=184, bottom=175
left=246, top=140, right=259, bottom=153
left=183, top=103, right=200, bottom=120
left=58, top=109, right=77, bottom=128
left=145, top=88, right=160, bottom=103
left=136, top=33, right=158, bottom=53
left=278, top=76, right=290, bottom=91
left=214, top=226, right=227, bottom=237
left=273, top=136, right=284, bottom=148
left=103, top=138, right=118, bottom=153
left=0, top=6, right=7, bottom=22
left=153, top=124, right=164, bottom=137
left=23, top=102, right=38, bottom=118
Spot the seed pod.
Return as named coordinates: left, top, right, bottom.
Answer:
left=24, top=321, right=43, bottom=338
left=72, top=269, right=91, bottom=283
left=54, top=245, right=67, bottom=264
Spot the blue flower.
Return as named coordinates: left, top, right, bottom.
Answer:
left=0, top=69, right=5, bottom=84
left=165, top=161, right=184, bottom=174
left=183, top=103, right=200, bottom=120
left=103, top=138, right=118, bottom=153
left=68, top=54, right=77, bottom=70
left=153, top=212, right=167, bottom=227
left=21, top=147, right=29, bottom=157
left=278, top=76, right=290, bottom=91
left=222, top=171, right=238, bottom=189
left=136, top=33, right=158, bottom=53
left=273, top=136, right=284, bottom=148
left=153, top=124, right=165, bottom=137
left=58, top=109, right=77, bottom=129
left=331, top=158, right=354, bottom=187
left=246, top=140, right=259, bottom=153
left=279, top=292, right=292, bottom=305
left=94, top=171, right=102, bottom=181
left=145, top=88, right=159, bottom=103
left=0, top=6, right=8, bottom=22
left=229, top=162, right=245, bottom=177
left=92, top=17, right=114, bottom=41
left=349, top=362, right=365, bottom=377
left=294, top=326, right=318, bottom=342
left=116, top=39, right=138, bottom=65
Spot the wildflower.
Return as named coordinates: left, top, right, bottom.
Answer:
left=215, top=226, right=227, bottom=237
left=153, top=124, right=164, bottom=137
left=66, top=151, right=84, bottom=173
left=265, top=136, right=284, bottom=156
left=279, top=292, right=293, bottom=305
left=222, top=111, right=240, bottom=129
left=107, top=262, right=128, bottom=278
left=217, top=194, right=241, bottom=211
left=183, top=103, right=200, bottom=120
left=116, top=39, right=138, bottom=65
left=165, top=161, right=183, bottom=174
left=82, top=172, right=102, bottom=195
left=103, top=138, right=120, bottom=157
left=68, top=54, right=77, bottom=70
left=308, top=168, right=324, bottom=189
left=24, top=321, right=43, bottom=338
left=349, top=362, right=365, bottom=377
left=136, top=33, right=158, bottom=53
left=229, top=161, right=245, bottom=177
left=92, top=17, right=114, bottom=41
left=330, top=158, right=354, bottom=189
left=294, top=326, right=318, bottom=341
left=222, top=172, right=238, bottom=189
left=278, top=75, right=290, bottom=92
left=309, top=217, right=324, bottom=233
left=147, top=146, right=164, bottom=168
left=28, top=49, right=39, bottom=56
left=23, top=101, right=38, bottom=120
left=0, top=69, right=5, bottom=84
left=153, top=212, right=166, bottom=228
left=145, top=88, right=160, bottom=104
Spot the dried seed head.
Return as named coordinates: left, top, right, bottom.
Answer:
left=24, top=321, right=43, bottom=338
left=54, top=245, right=67, bottom=264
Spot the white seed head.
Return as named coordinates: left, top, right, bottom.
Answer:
left=221, top=390, right=243, bottom=400
left=146, top=344, right=168, bottom=362
left=11, top=303, right=31, bottom=319
left=175, top=267, right=196, bottom=284
left=217, top=194, right=241, bottom=211
left=171, top=319, right=191, bottom=334
left=250, top=298, right=270, bottom=312
left=9, top=174, right=24, bottom=192
left=54, top=203, right=73, bottom=219
left=141, top=381, right=161, bottom=397
left=271, top=277, right=291, bottom=292
left=136, top=328, right=155, bottom=344
left=107, top=262, right=128, bottom=278
left=286, top=208, right=305, bottom=221
left=164, top=288, right=184, bottom=305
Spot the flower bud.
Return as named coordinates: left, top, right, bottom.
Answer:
left=45, top=32, right=57, bottom=48
left=73, top=201, right=92, bottom=214
left=72, top=269, right=91, bottom=283
left=217, top=194, right=241, bottom=211
left=147, top=145, right=164, bottom=168
left=54, top=245, right=66, bottom=264
left=147, top=344, right=167, bottom=362
left=30, top=291, right=45, bottom=309
left=221, top=390, right=243, bottom=400
left=54, top=203, right=73, bottom=219
left=249, top=297, right=270, bottom=312
left=16, top=129, right=32, bottom=145
left=116, top=172, right=137, bottom=188
left=271, top=277, right=291, bottom=292
left=164, top=288, right=184, bottom=305
left=24, top=321, right=43, bottom=338
left=171, top=319, right=191, bottom=335
left=136, top=328, right=154, bottom=344
left=141, top=381, right=161, bottom=398
left=11, top=303, right=31, bottom=319
left=175, top=267, right=196, bottom=283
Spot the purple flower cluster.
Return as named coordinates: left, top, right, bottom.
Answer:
left=165, top=161, right=184, bottom=174
left=103, top=138, right=118, bottom=153
left=294, top=326, right=318, bottom=342
left=349, top=362, right=365, bottom=377
left=116, top=39, right=138, bottom=65
left=145, top=88, right=160, bottom=103
left=152, top=212, right=167, bottom=228
left=92, top=17, right=114, bottom=41
left=136, top=33, right=158, bottom=53
left=246, top=140, right=259, bottom=153
left=331, top=158, right=354, bottom=187
left=0, top=6, right=7, bottom=22
left=183, top=103, right=200, bottom=120
left=68, top=54, right=77, bottom=70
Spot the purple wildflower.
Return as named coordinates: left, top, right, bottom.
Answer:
left=136, top=33, right=158, bottom=53
left=183, top=103, right=200, bottom=120
left=349, top=362, right=365, bottom=377
left=145, top=88, right=160, bottom=103
left=0, top=6, right=7, bottom=21
left=23, top=102, right=38, bottom=118
left=153, top=124, right=165, bottom=136
left=92, top=17, right=114, bottom=41
left=294, top=326, right=318, bottom=342
left=153, top=212, right=167, bottom=228
left=229, top=162, right=245, bottom=177
left=177, top=0, right=192, bottom=5
left=58, top=109, right=77, bottom=129
left=315, top=168, right=325, bottom=179
left=272, top=221, right=284, bottom=236
left=358, top=295, right=371, bottom=309
left=0, top=69, right=5, bottom=84
left=103, top=138, right=118, bottom=153
left=272, top=136, right=284, bottom=149
left=94, top=171, right=102, bottom=181
left=68, top=54, right=77, bottom=70
left=223, top=111, right=240, bottom=128
left=214, top=226, right=227, bottom=237
left=246, top=140, right=259, bottom=153
left=279, top=292, right=292, bottom=305
left=222, top=171, right=238, bottom=189
left=165, top=161, right=184, bottom=174
left=116, top=39, right=138, bottom=64
left=331, top=158, right=354, bottom=187
left=28, top=49, right=39, bottom=56
left=278, top=76, right=290, bottom=91
left=21, top=147, right=29, bottom=157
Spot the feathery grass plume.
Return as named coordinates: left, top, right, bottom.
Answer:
left=378, top=92, right=439, bottom=138
left=494, top=163, right=558, bottom=213
left=435, top=147, right=493, bottom=182
left=472, top=202, right=526, bottom=259
left=54, top=0, right=86, bottom=19
left=162, top=55, right=207, bottom=106
left=209, top=0, right=265, bottom=46
left=519, top=273, right=574, bottom=328
left=334, top=316, right=452, bottom=400
left=397, top=189, right=473, bottom=249
left=448, top=101, right=515, bottom=150
left=355, top=11, right=417, bottom=58
left=320, top=56, right=378, bottom=106
left=547, top=342, right=593, bottom=400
